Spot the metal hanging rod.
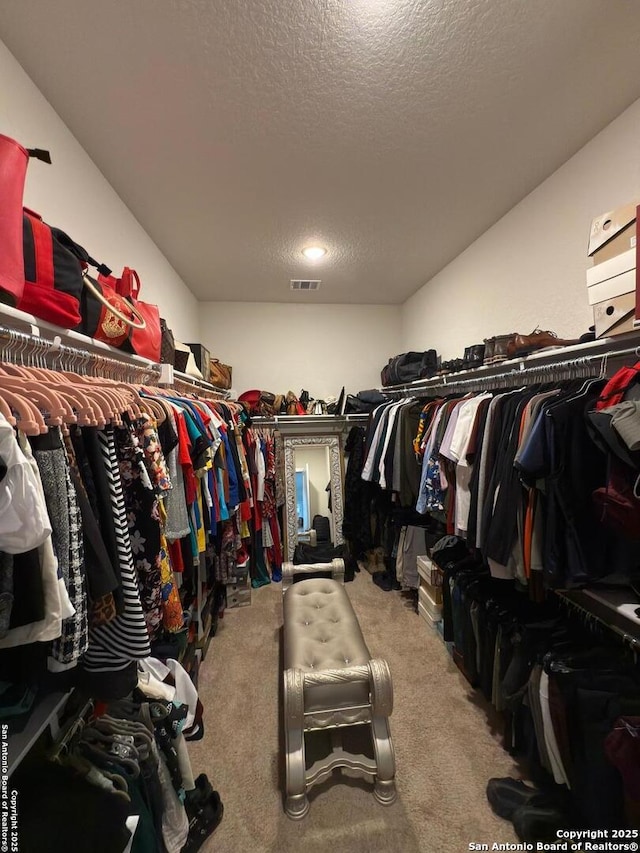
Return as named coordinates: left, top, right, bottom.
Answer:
left=556, top=590, right=640, bottom=651
left=0, top=325, right=161, bottom=383
left=379, top=342, right=640, bottom=399
left=250, top=414, right=369, bottom=424
left=171, top=368, right=230, bottom=398
left=0, top=323, right=231, bottom=397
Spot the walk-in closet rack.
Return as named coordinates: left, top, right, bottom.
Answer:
left=557, top=590, right=640, bottom=652
left=377, top=332, right=640, bottom=399
left=2, top=312, right=227, bottom=774
left=0, top=304, right=229, bottom=397
left=372, top=332, right=640, bottom=653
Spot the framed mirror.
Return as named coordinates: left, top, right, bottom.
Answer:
left=283, top=435, right=344, bottom=561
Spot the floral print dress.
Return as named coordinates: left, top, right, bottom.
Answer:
left=116, top=415, right=183, bottom=640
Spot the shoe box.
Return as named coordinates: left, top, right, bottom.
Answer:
left=225, top=575, right=251, bottom=608
left=587, top=202, right=640, bottom=338
left=418, top=587, right=442, bottom=625
left=185, top=342, right=211, bottom=375
left=416, top=555, right=443, bottom=626
left=417, top=554, right=442, bottom=588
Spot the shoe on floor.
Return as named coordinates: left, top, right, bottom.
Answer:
left=372, top=570, right=400, bottom=592
left=185, top=774, right=214, bottom=814
left=512, top=804, right=570, bottom=842
left=486, top=778, right=550, bottom=820
left=182, top=790, right=224, bottom=853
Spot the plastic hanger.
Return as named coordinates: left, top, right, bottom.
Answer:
left=0, top=388, right=47, bottom=435
left=0, top=393, right=16, bottom=426
left=0, top=375, right=68, bottom=428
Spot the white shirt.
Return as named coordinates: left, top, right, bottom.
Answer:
left=0, top=414, right=52, bottom=553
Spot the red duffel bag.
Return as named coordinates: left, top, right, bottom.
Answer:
left=0, top=135, right=50, bottom=306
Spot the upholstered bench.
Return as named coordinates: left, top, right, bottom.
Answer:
left=281, top=558, right=345, bottom=593
left=282, top=578, right=396, bottom=819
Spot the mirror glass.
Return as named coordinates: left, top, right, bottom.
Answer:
left=294, top=445, right=333, bottom=545
left=283, top=433, right=344, bottom=561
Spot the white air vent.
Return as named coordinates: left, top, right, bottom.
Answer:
left=290, top=279, right=321, bottom=291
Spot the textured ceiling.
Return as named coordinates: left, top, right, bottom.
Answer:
left=2, top=1, right=640, bottom=304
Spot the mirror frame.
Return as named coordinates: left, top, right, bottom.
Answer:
left=283, top=435, right=344, bottom=561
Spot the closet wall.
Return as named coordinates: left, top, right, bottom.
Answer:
left=402, top=96, right=640, bottom=359
left=198, top=302, right=402, bottom=397
left=0, top=40, right=200, bottom=341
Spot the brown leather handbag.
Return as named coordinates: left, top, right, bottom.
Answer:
left=209, top=359, right=232, bottom=390
left=160, top=318, right=175, bottom=365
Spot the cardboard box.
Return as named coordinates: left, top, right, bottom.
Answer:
left=589, top=202, right=638, bottom=264
left=593, top=291, right=636, bottom=339
left=418, top=586, right=442, bottom=624
left=419, top=576, right=443, bottom=606
left=417, top=555, right=442, bottom=588
left=586, top=248, right=636, bottom=305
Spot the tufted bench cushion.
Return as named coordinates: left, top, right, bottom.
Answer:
left=284, top=578, right=371, bottom=713
left=282, top=577, right=396, bottom=819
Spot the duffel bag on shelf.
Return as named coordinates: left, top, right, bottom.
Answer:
left=19, top=208, right=115, bottom=330
left=0, top=135, right=50, bottom=307
left=381, top=350, right=438, bottom=386
left=22, top=216, right=146, bottom=346
left=344, top=389, right=387, bottom=414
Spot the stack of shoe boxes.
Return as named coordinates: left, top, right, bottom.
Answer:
left=587, top=202, right=639, bottom=338
left=225, top=556, right=252, bottom=608
left=416, top=554, right=443, bottom=626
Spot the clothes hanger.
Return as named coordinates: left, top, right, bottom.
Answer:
left=0, top=344, right=70, bottom=428
left=0, top=396, right=16, bottom=426
left=0, top=389, right=47, bottom=435
left=75, top=739, right=140, bottom=778
left=84, top=356, right=133, bottom=421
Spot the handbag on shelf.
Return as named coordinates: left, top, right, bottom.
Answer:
left=285, top=391, right=306, bottom=416
left=160, top=319, right=175, bottom=365
left=307, top=400, right=326, bottom=415
left=20, top=209, right=114, bottom=331
left=0, top=136, right=50, bottom=307
left=238, top=390, right=261, bottom=415
left=209, top=359, right=232, bottom=390
left=80, top=273, right=147, bottom=346
left=260, top=391, right=278, bottom=416
left=102, top=267, right=161, bottom=362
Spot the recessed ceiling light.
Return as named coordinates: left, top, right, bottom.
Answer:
left=302, top=246, right=327, bottom=261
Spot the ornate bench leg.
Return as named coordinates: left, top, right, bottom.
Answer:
left=369, top=659, right=397, bottom=806
left=283, top=669, right=309, bottom=819
left=371, top=715, right=397, bottom=805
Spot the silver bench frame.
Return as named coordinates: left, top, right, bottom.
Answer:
left=282, top=587, right=397, bottom=819
left=281, top=558, right=345, bottom=593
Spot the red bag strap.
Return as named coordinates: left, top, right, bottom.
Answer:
left=25, top=210, right=54, bottom=289
left=118, top=267, right=141, bottom=299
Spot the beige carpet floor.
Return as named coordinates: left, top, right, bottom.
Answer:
left=188, top=571, right=520, bottom=853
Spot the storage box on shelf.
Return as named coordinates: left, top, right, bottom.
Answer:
left=588, top=202, right=639, bottom=338
left=416, top=555, right=443, bottom=626
left=185, top=342, right=211, bottom=374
